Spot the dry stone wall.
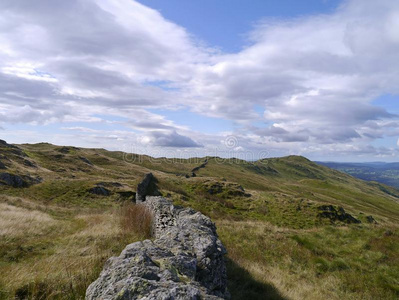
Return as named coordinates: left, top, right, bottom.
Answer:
left=86, top=196, right=229, bottom=300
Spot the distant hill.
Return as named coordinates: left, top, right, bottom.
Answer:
left=317, top=161, right=399, bottom=189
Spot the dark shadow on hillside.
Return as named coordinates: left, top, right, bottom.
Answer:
left=226, top=258, right=289, bottom=300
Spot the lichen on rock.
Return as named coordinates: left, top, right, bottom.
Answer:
left=86, top=196, right=229, bottom=299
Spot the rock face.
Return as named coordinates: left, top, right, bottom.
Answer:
left=136, top=173, right=160, bottom=203
left=86, top=197, right=229, bottom=300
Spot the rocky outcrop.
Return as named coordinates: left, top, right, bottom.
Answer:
left=201, top=180, right=251, bottom=198
left=0, top=173, right=26, bottom=187
left=0, top=139, right=17, bottom=149
left=23, top=159, right=37, bottom=168
left=57, top=146, right=78, bottom=154
left=0, top=172, right=41, bottom=187
left=88, top=186, right=111, bottom=196
left=86, top=197, right=229, bottom=299
left=136, top=173, right=160, bottom=203
left=366, top=215, right=377, bottom=224
left=0, top=139, right=27, bottom=157
left=79, top=156, right=93, bottom=166
left=318, top=205, right=361, bottom=224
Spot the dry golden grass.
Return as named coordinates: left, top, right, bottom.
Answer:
left=217, top=219, right=399, bottom=300
left=235, top=259, right=342, bottom=300
left=2, top=143, right=399, bottom=299
left=74, top=213, right=120, bottom=238
left=0, top=199, right=153, bottom=299
left=0, top=203, right=57, bottom=237
left=119, top=203, right=153, bottom=239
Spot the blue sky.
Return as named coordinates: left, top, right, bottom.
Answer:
left=0, top=0, right=398, bottom=161
left=137, top=0, right=341, bottom=52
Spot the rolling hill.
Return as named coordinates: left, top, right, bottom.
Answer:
left=0, top=140, right=398, bottom=300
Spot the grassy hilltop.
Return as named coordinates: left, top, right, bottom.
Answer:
left=0, top=140, right=398, bottom=299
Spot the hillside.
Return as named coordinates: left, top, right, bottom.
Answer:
left=317, top=161, right=399, bottom=189
left=0, top=140, right=398, bottom=299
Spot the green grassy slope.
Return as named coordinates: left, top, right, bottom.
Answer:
left=0, top=140, right=398, bottom=299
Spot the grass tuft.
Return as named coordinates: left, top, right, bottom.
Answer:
left=119, top=203, right=153, bottom=239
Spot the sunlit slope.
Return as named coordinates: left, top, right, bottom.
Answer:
left=1, top=142, right=397, bottom=224
left=1, top=141, right=399, bottom=299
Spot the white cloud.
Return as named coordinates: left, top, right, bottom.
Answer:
left=0, top=0, right=398, bottom=159
left=183, top=0, right=399, bottom=156
left=144, top=130, right=202, bottom=148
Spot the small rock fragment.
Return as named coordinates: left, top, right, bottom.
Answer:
left=366, top=215, right=377, bottom=224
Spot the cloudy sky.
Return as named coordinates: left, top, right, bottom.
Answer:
left=0, top=0, right=399, bottom=161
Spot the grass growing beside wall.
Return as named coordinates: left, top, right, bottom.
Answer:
left=119, top=203, right=153, bottom=240
left=1, top=143, right=399, bottom=299
left=0, top=197, right=151, bottom=300
left=217, top=220, right=399, bottom=300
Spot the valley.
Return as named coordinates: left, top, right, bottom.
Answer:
left=318, top=161, right=399, bottom=189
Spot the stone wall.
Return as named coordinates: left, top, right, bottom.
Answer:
left=135, top=173, right=160, bottom=203
left=86, top=196, right=229, bottom=299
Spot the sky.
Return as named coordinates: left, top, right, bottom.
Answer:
left=0, top=0, right=399, bottom=162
